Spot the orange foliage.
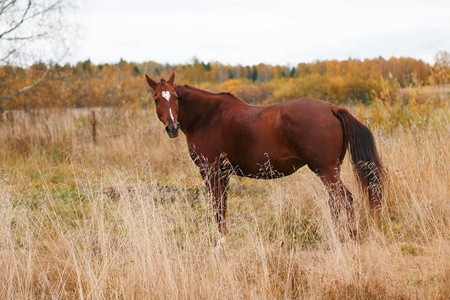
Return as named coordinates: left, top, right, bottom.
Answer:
left=0, top=55, right=444, bottom=111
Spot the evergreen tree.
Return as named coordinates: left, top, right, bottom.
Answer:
left=290, top=67, right=296, bottom=77
left=251, top=66, right=258, bottom=82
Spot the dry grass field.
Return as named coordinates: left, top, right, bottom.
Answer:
left=0, top=102, right=449, bottom=299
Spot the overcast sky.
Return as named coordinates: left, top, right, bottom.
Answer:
left=71, top=0, right=450, bottom=66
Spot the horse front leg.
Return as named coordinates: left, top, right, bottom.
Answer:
left=212, top=171, right=230, bottom=239
left=200, top=164, right=230, bottom=239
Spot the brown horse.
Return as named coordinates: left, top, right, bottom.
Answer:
left=145, top=72, right=384, bottom=240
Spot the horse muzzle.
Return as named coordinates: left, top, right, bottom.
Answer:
left=165, top=123, right=180, bottom=138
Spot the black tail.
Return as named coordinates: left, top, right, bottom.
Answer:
left=332, top=107, right=385, bottom=213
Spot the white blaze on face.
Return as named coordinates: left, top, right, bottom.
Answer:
left=169, top=108, right=175, bottom=122
left=162, top=91, right=170, bottom=101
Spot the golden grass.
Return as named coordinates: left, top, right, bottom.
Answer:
left=0, top=104, right=449, bottom=299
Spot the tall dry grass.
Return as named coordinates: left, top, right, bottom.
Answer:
left=0, top=104, right=449, bottom=299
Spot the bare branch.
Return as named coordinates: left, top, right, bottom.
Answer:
left=0, top=1, right=15, bottom=16
left=0, top=0, right=32, bottom=40
left=4, top=32, right=47, bottom=41
left=0, top=47, right=18, bottom=62
left=0, top=0, right=78, bottom=98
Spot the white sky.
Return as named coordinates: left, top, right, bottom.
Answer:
left=70, top=0, right=450, bottom=66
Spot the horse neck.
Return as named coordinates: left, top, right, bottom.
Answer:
left=175, top=84, right=222, bottom=134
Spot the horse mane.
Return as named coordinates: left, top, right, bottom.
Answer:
left=176, top=84, right=246, bottom=104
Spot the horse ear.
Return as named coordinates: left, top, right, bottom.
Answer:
left=145, top=74, right=157, bottom=90
left=168, top=71, right=175, bottom=85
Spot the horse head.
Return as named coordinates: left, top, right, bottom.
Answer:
left=145, top=71, right=180, bottom=138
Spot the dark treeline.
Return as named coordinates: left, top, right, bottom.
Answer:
left=1, top=54, right=448, bottom=111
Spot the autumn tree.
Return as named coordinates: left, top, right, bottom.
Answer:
left=432, top=51, right=450, bottom=102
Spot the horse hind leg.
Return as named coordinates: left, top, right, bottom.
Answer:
left=315, top=167, right=358, bottom=240
left=343, top=188, right=358, bottom=240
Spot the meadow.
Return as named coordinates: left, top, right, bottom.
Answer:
left=0, top=92, right=448, bottom=298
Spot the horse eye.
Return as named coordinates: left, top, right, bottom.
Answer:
left=154, top=99, right=159, bottom=104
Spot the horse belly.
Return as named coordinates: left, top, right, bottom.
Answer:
left=225, top=118, right=305, bottom=178
left=230, top=151, right=306, bottom=179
